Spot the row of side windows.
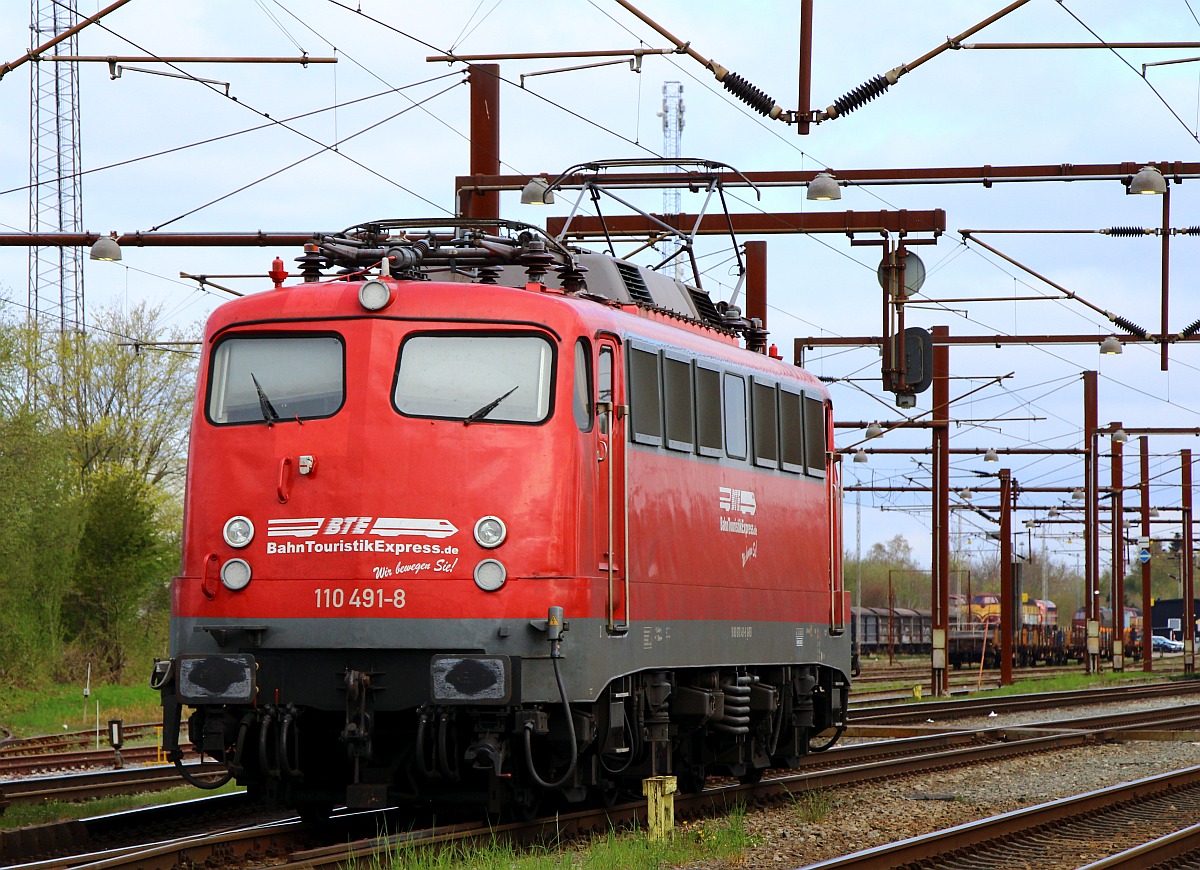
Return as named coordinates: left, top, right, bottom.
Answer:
left=627, top=341, right=827, bottom=478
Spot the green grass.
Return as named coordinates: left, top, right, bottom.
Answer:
left=0, top=682, right=162, bottom=738
left=790, top=788, right=835, bottom=824
left=0, top=781, right=244, bottom=830
left=351, top=805, right=756, bottom=870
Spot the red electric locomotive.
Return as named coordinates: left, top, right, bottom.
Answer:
left=152, top=216, right=850, bottom=817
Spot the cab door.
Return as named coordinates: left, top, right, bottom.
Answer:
left=595, top=338, right=628, bottom=633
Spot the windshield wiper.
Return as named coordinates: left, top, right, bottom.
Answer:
left=251, top=373, right=280, bottom=424
left=463, top=385, right=518, bottom=426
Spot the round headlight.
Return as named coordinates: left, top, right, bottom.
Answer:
left=223, top=516, right=254, bottom=548
left=358, top=279, right=391, bottom=311
left=473, top=559, right=506, bottom=592
left=473, top=516, right=507, bottom=549
left=221, top=558, right=252, bottom=591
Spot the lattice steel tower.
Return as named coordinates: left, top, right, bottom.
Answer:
left=29, top=0, right=84, bottom=333
left=659, top=81, right=684, bottom=278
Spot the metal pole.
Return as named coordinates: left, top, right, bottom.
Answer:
left=999, top=468, right=1013, bottom=687
left=744, top=240, right=767, bottom=330
left=1162, top=184, right=1171, bottom=371
left=1142, top=436, right=1154, bottom=672
left=1111, top=425, right=1124, bottom=672
left=1184, top=450, right=1195, bottom=673
left=465, top=64, right=500, bottom=220
left=797, top=0, right=813, bottom=134
left=931, top=325, right=950, bottom=695
left=1084, top=371, right=1099, bottom=674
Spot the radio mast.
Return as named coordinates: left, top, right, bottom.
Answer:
left=29, top=0, right=84, bottom=334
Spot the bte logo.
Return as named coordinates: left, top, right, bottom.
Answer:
left=719, top=487, right=757, bottom=516
left=268, top=517, right=458, bottom=539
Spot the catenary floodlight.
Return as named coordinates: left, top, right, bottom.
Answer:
left=520, top=176, right=554, bottom=205
left=89, top=235, right=121, bottom=261
left=1129, top=166, right=1167, bottom=195
left=1100, top=335, right=1123, bottom=355
left=807, top=172, right=841, bottom=201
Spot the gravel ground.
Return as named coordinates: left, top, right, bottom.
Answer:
left=682, top=694, right=1200, bottom=869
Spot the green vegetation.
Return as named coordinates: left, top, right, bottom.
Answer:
left=790, top=787, right=836, bottom=824
left=0, top=301, right=195, bottom=689
left=0, top=782, right=243, bottom=831
left=351, top=807, right=755, bottom=870
left=0, top=682, right=161, bottom=736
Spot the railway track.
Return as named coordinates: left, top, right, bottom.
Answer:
left=12, top=694, right=1200, bottom=870
left=804, top=765, right=1200, bottom=869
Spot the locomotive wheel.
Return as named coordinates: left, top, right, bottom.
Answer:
left=676, top=762, right=708, bottom=794
left=737, top=766, right=764, bottom=785
left=296, top=800, right=334, bottom=826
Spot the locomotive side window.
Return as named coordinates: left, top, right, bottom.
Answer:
left=394, top=334, right=553, bottom=423
left=695, top=363, right=722, bottom=457
left=573, top=339, right=593, bottom=431
left=723, top=373, right=747, bottom=460
left=779, top=387, right=804, bottom=473
left=662, top=352, right=694, bottom=452
left=751, top=379, right=779, bottom=469
left=629, top=345, right=663, bottom=446
left=805, top=395, right=828, bottom=478
left=207, top=335, right=344, bottom=425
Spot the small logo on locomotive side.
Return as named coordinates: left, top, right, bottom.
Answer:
left=718, top=487, right=757, bottom=515
left=267, top=517, right=459, bottom=539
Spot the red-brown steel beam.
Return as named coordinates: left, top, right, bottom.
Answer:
left=547, top=209, right=946, bottom=238
left=797, top=0, right=813, bottom=135
left=799, top=333, right=1200, bottom=348
left=456, top=161, right=1200, bottom=194
left=0, top=232, right=319, bottom=247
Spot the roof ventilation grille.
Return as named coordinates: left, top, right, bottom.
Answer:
left=613, top=261, right=655, bottom=306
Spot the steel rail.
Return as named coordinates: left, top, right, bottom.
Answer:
left=802, top=765, right=1200, bottom=869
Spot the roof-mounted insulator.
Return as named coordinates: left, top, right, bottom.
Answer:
left=1110, top=314, right=1150, bottom=338
left=712, top=65, right=782, bottom=119
left=1103, top=226, right=1151, bottom=237
left=476, top=266, right=501, bottom=285
left=1180, top=318, right=1200, bottom=338
left=521, top=239, right=555, bottom=284
left=556, top=261, right=590, bottom=294
left=295, top=243, right=327, bottom=282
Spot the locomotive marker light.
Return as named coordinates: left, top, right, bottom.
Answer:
left=222, top=516, right=254, bottom=548
left=474, top=558, right=507, bottom=591
left=358, top=278, right=392, bottom=311
left=474, top=515, right=507, bottom=548
left=220, top=558, right=252, bottom=591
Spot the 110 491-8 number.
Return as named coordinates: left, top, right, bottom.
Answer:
left=314, top=587, right=406, bottom=609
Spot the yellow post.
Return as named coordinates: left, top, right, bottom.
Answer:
left=642, top=775, right=677, bottom=840
left=155, top=725, right=164, bottom=763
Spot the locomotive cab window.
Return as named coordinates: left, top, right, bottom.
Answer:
left=207, top=334, right=344, bottom=425
left=394, top=333, right=553, bottom=423
left=573, top=339, right=593, bottom=431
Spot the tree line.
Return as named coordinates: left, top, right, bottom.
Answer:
left=0, top=302, right=196, bottom=686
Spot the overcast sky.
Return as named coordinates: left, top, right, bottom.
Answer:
left=3, top=1, right=1200, bottom=599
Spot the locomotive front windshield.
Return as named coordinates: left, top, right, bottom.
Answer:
left=207, top=335, right=344, bottom=424
left=394, top=333, right=553, bottom=423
